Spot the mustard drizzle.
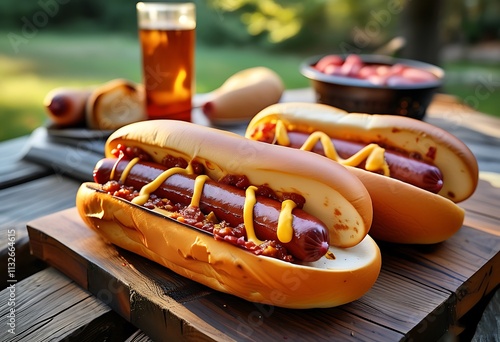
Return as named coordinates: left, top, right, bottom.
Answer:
left=119, top=157, right=140, bottom=183
left=277, top=200, right=296, bottom=243
left=190, top=175, right=209, bottom=207
left=115, top=158, right=297, bottom=246
left=273, top=120, right=390, bottom=176
left=243, top=186, right=265, bottom=245
left=131, top=167, right=188, bottom=205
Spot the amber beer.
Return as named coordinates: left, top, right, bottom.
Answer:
left=137, top=2, right=196, bottom=121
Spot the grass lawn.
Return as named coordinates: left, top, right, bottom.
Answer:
left=0, top=31, right=311, bottom=141
left=441, top=61, right=500, bottom=116
left=1, top=31, right=499, bottom=142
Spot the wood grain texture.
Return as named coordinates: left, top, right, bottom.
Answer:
left=125, top=330, right=154, bottom=342
left=22, top=127, right=104, bottom=182
left=0, top=268, right=135, bottom=341
left=28, top=208, right=405, bottom=342
left=0, top=176, right=81, bottom=289
left=1, top=90, right=497, bottom=341
left=0, top=136, right=50, bottom=189
left=472, top=289, right=500, bottom=342
left=27, top=177, right=500, bottom=342
left=461, top=178, right=500, bottom=236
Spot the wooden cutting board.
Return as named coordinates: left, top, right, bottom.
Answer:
left=27, top=178, right=500, bottom=342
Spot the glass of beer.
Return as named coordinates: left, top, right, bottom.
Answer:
left=136, top=2, right=196, bottom=121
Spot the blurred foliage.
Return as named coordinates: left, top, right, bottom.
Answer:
left=202, top=0, right=400, bottom=52
left=1, top=0, right=498, bottom=53
left=459, top=0, right=500, bottom=42
left=1, top=0, right=499, bottom=142
left=0, top=0, right=134, bottom=33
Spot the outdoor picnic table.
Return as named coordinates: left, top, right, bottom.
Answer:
left=0, top=88, right=499, bottom=341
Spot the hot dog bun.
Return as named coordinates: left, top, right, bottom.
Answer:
left=77, top=182, right=380, bottom=309
left=102, top=120, right=373, bottom=248
left=245, top=102, right=479, bottom=244
left=76, top=120, right=380, bottom=308
left=202, top=67, right=284, bottom=125
left=86, top=79, right=147, bottom=130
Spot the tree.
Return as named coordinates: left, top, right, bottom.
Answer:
left=398, top=0, right=446, bottom=65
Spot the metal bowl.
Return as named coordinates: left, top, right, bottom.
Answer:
left=300, top=54, right=444, bottom=120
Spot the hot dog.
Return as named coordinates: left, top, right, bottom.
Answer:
left=43, top=79, right=147, bottom=130
left=93, top=157, right=330, bottom=262
left=43, top=86, right=94, bottom=127
left=245, top=102, right=479, bottom=244
left=282, top=131, right=444, bottom=193
left=76, top=120, right=381, bottom=308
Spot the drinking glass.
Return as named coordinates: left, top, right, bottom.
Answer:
left=137, top=2, right=196, bottom=121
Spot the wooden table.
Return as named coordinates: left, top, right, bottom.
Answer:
left=1, top=89, right=499, bottom=341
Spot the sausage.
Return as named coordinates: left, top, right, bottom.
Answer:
left=43, top=87, right=92, bottom=127
left=286, top=131, right=444, bottom=193
left=94, top=158, right=330, bottom=262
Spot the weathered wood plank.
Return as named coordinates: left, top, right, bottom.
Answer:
left=28, top=212, right=212, bottom=341
left=0, top=268, right=135, bottom=341
left=27, top=208, right=405, bottom=342
left=0, top=136, right=50, bottom=189
left=374, top=225, right=500, bottom=323
left=182, top=292, right=405, bottom=341
left=417, top=113, right=499, bottom=173
left=347, top=271, right=452, bottom=341
left=463, top=213, right=500, bottom=236
left=27, top=194, right=500, bottom=341
left=426, top=93, right=500, bottom=139
left=125, top=330, right=154, bottom=342
left=0, top=176, right=81, bottom=289
left=461, top=178, right=500, bottom=236
left=0, top=176, right=81, bottom=228
left=2, top=89, right=498, bottom=341
left=472, top=289, right=500, bottom=342
left=22, top=127, right=104, bottom=182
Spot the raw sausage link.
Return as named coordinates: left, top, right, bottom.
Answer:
left=94, top=158, right=330, bottom=262
left=286, top=132, right=444, bottom=193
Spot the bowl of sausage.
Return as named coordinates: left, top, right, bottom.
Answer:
left=300, top=54, right=444, bottom=120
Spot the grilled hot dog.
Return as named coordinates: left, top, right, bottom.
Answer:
left=245, top=102, right=479, bottom=244
left=273, top=131, right=444, bottom=193
left=76, top=120, right=381, bottom=308
left=93, top=157, right=329, bottom=262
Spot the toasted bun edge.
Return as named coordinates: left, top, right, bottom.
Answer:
left=104, top=120, right=374, bottom=247
left=245, top=102, right=479, bottom=203
left=76, top=182, right=381, bottom=309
